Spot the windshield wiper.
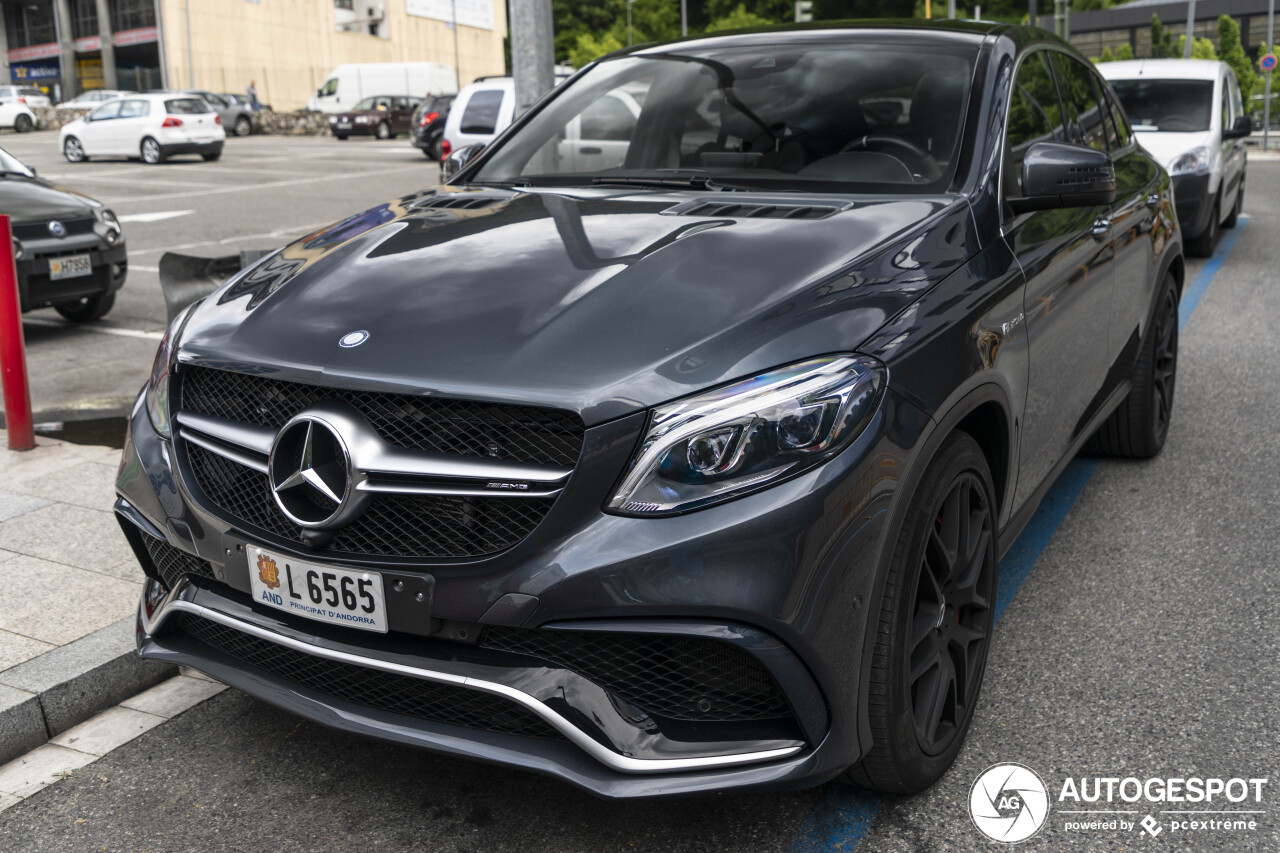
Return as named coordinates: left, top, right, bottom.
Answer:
left=590, top=175, right=740, bottom=191
left=466, top=178, right=531, bottom=188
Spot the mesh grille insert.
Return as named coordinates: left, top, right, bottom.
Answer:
left=480, top=627, right=791, bottom=723
left=140, top=533, right=217, bottom=590
left=179, top=366, right=584, bottom=468
left=184, top=443, right=555, bottom=559
left=171, top=614, right=562, bottom=740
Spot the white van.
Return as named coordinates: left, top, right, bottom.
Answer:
left=308, top=63, right=456, bottom=113
left=441, top=72, right=573, bottom=158
left=1100, top=59, right=1251, bottom=256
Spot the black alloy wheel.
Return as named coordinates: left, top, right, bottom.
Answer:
left=907, top=472, right=994, bottom=755
left=845, top=431, right=997, bottom=793
left=1149, top=283, right=1178, bottom=447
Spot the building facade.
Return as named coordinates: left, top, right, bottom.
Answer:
left=1068, top=0, right=1275, bottom=60
left=1, top=0, right=507, bottom=109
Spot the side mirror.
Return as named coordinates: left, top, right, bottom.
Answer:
left=441, top=143, right=485, bottom=182
left=1008, top=142, right=1116, bottom=214
left=1222, top=115, right=1252, bottom=140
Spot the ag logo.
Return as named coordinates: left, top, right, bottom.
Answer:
left=969, top=763, right=1050, bottom=843
left=257, top=553, right=280, bottom=589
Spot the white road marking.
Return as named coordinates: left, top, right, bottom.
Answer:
left=129, top=265, right=160, bottom=272
left=22, top=318, right=164, bottom=340
left=107, top=164, right=417, bottom=205
left=118, top=210, right=196, bottom=224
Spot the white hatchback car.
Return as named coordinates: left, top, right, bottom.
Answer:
left=0, top=100, right=37, bottom=133
left=1100, top=59, right=1251, bottom=256
left=59, top=93, right=226, bottom=165
left=0, top=85, right=52, bottom=109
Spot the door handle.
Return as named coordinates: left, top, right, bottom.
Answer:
left=1145, top=193, right=1161, bottom=208
left=579, top=146, right=602, bottom=154
left=1090, top=217, right=1111, bottom=239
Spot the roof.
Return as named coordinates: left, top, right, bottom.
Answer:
left=1097, top=58, right=1227, bottom=80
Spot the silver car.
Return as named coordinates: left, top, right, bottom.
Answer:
left=179, top=90, right=255, bottom=137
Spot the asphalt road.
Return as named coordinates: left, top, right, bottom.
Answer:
left=0, top=151, right=1276, bottom=852
left=2, top=130, right=439, bottom=421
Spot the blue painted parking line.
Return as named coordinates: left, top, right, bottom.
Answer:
left=790, top=217, right=1250, bottom=853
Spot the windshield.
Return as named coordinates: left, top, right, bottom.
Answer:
left=475, top=40, right=976, bottom=193
left=0, top=147, right=34, bottom=177
left=353, top=97, right=391, bottom=111
left=1109, top=79, right=1213, bottom=132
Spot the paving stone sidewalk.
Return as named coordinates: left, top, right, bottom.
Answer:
left=0, top=429, right=173, bottom=766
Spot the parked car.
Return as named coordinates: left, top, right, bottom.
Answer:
left=308, top=62, right=456, bottom=113
left=1100, top=59, right=1250, bottom=256
left=177, top=90, right=256, bottom=137
left=328, top=95, right=421, bottom=139
left=57, top=89, right=137, bottom=112
left=441, top=74, right=570, bottom=159
left=123, top=22, right=1182, bottom=798
left=0, top=85, right=52, bottom=108
left=59, top=93, right=225, bottom=164
left=409, top=93, right=454, bottom=159
left=0, top=146, right=126, bottom=321
left=0, top=100, right=37, bottom=133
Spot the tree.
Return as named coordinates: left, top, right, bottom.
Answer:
left=1099, top=46, right=1115, bottom=62
left=1150, top=15, right=1175, bottom=58
left=1115, top=43, right=1134, bottom=60
left=706, top=4, right=774, bottom=31
left=568, top=31, right=625, bottom=68
left=1218, top=15, right=1259, bottom=103
left=1176, top=34, right=1218, bottom=60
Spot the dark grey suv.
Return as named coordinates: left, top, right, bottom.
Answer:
left=117, top=22, right=1182, bottom=797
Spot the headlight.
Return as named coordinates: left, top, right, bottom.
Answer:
left=1169, top=147, right=1211, bottom=176
left=355, top=116, right=368, bottom=123
left=96, top=207, right=122, bottom=246
left=145, top=304, right=196, bottom=438
left=607, top=355, right=885, bottom=515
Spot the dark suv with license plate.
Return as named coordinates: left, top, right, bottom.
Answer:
left=2, top=146, right=126, bottom=321
left=119, top=22, right=1182, bottom=798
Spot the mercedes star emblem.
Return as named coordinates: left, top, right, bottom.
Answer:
left=268, top=415, right=353, bottom=528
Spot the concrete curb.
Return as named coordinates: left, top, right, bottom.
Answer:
left=0, top=618, right=174, bottom=766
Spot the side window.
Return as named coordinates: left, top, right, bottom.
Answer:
left=1104, top=88, right=1130, bottom=148
left=119, top=99, right=149, bottom=118
left=1052, top=54, right=1109, bottom=151
left=89, top=101, right=123, bottom=121
left=319, top=78, right=338, bottom=97
left=579, top=94, right=637, bottom=141
left=459, top=90, right=504, bottom=135
left=1006, top=52, right=1067, bottom=197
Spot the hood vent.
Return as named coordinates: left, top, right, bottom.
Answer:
left=667, top=199, right=845, bottom=220
left=413, top=195, right=507, bottom=210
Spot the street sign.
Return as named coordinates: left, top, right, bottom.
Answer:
left=1262, top=53, right=1278, bottom=71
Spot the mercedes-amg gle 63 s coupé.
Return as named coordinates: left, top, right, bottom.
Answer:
left=118, top=22, right=1183, bottom=797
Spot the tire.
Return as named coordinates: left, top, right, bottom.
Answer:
left=201, top=151, right=222, bottom=161
left=432, top=139, right=444, bottom=161
left=334, top=134, right=348, bottom=141
left=233, top=115, right=252, bottom=137
left=141, top=136, right=164, bottom=165
left=55, top=293, right=115, bottom=323
left=843, top=431, right=998, bottom=794
left=14, top=114, right=33, bottom=133
left=1085, top=273, right=1179, bottom=459
left=1187, top=195, right=1219, bottom=257
left=422, top=146, right=435, bottom=160
left=1222, top=184, right=1242, bottom=229
left=375, top=121, right=390, bottom=140
left=63, top=136, right=87, bottom=163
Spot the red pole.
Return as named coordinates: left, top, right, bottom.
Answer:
left=0, top=215, right=35, bottom=451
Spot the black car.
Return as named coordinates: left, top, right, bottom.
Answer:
left=2, top=146, right=126, bottom=321
left=409, top=93, right=454, bottom=159
left=120, top=22, right=1182, bottom=798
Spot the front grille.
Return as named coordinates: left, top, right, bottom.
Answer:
left=140, top=533, right=217, bottom=590
left=171, top=614, right=562, bottom=740
left=13, top=217, right=95, bottom=240
left=480, top=627, right=792, bottom=723
left=184, top=442, right=556, bottom=559
left=179, top=366, right=584, bottom=468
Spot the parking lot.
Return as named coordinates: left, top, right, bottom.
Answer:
left=0, top=129, right=1277, bottom=851
left=1, top=131, right=438, bottom=422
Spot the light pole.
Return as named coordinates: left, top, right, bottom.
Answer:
left=681, top=0, right=688, bottom=37
left=1184, top=0, right=1197, bottom=58
left=185, top=0, right=194, bottom=88
left=627, top=0, right=635, bottom=47
left=1267, top=0, right=1275, bottom=150
left=451, top=0, right=461, bottom=89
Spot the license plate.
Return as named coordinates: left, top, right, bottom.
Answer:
left=49, top=254, right=91, bottom=280
left=336, top=123, right=351, bottom=129
left=247, top=546, right=387, bottom=633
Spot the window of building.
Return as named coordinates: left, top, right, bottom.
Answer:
left=113, top=0, right=157, bottom=32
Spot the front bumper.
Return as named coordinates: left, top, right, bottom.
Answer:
left=1172, top=173, right=1213, bottom=239
left=115, top=379, right=926, bottom=796
left=16, top=236, right=127, bottom=312
left=330, top=122, right=376, bottom=136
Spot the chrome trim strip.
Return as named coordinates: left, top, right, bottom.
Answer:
left=176, top=411, right=275, bottom=456
left=356, top=480, right=564, bottom=499
left=179, top=428, right=270, bottom=474
left=140, top=585, right=801, bottom=775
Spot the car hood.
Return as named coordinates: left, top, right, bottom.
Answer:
left=178, top=187, right=976, bottom=425
left=0, top=177, right=97, bottom=222
left=1134, top=130, right=1214, bottom=170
